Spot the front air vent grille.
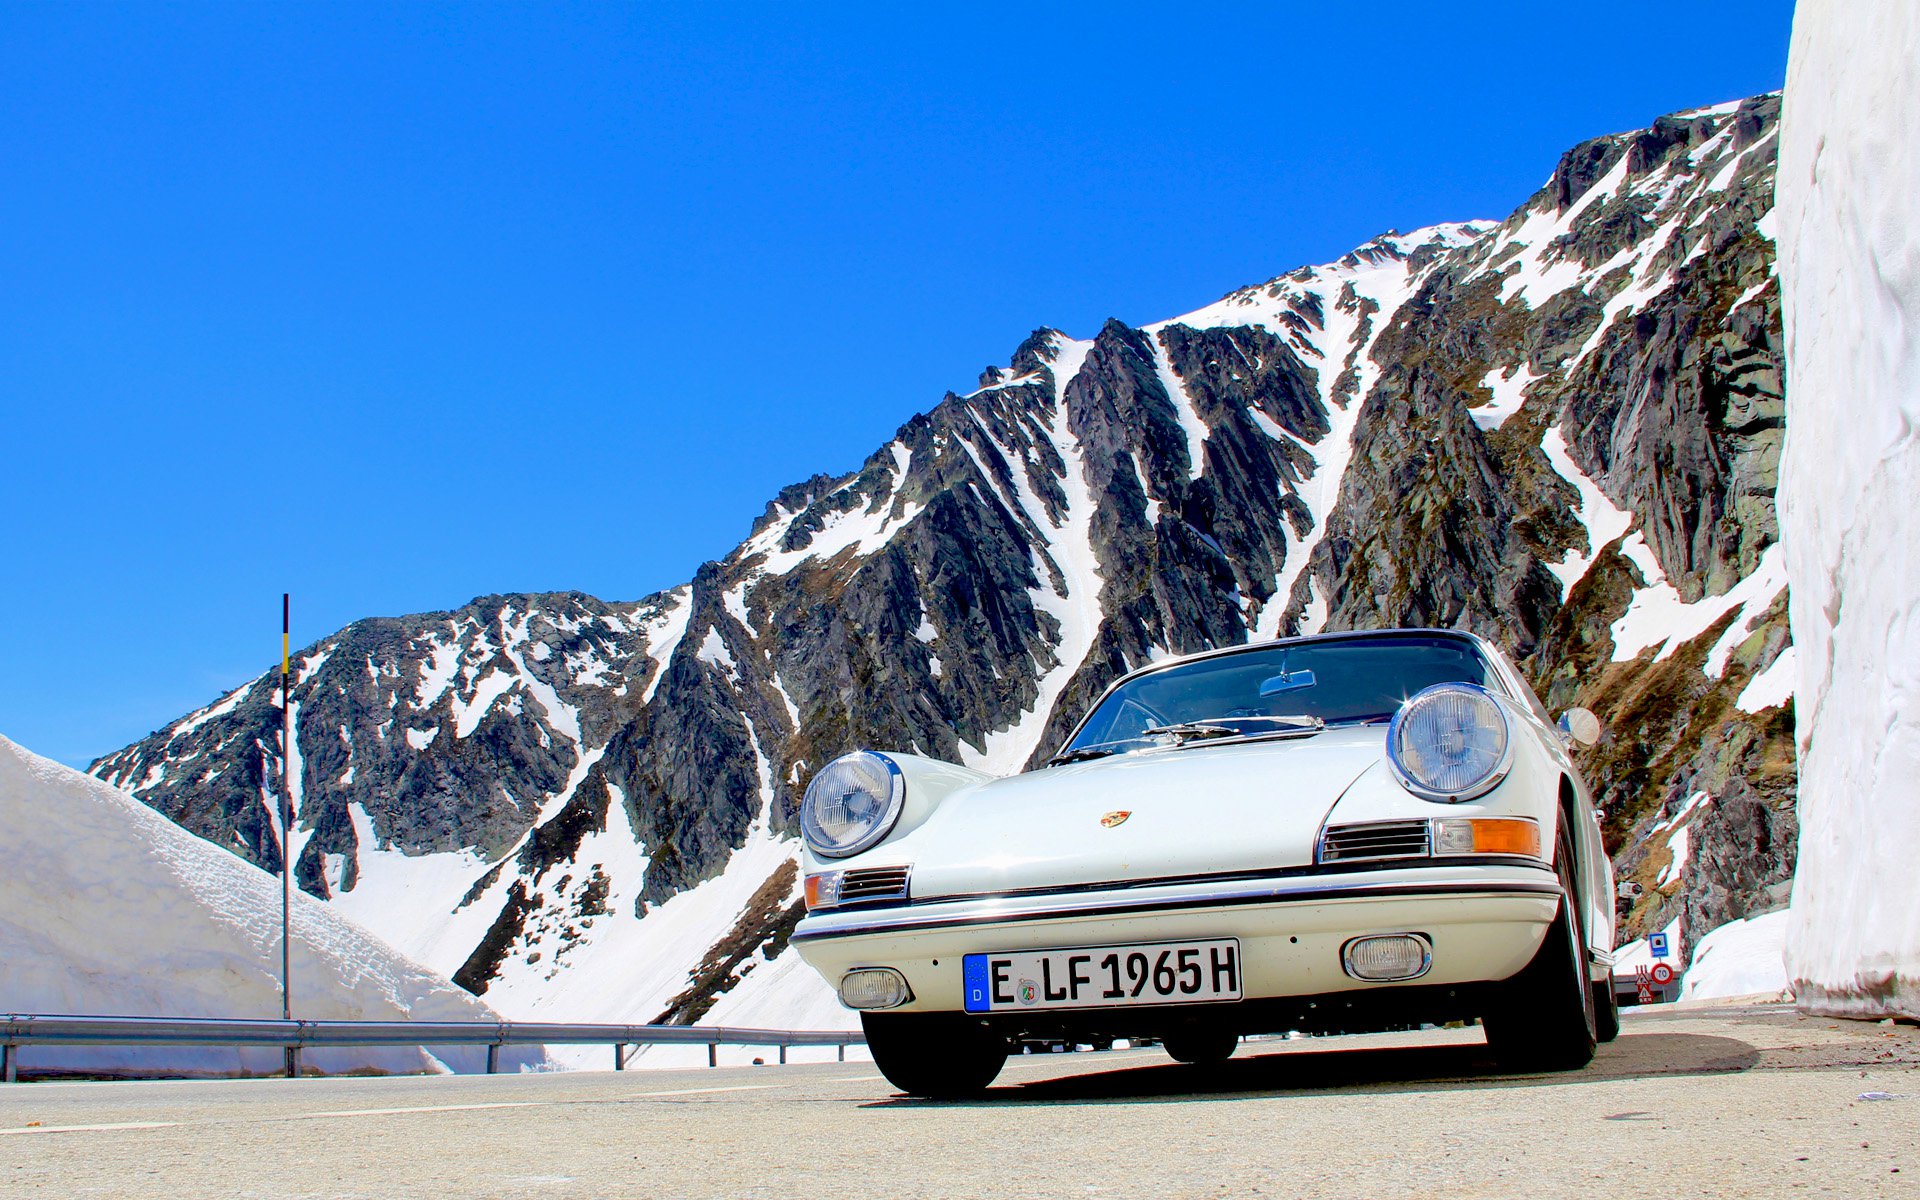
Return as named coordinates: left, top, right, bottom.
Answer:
left=1319, top=820, right=1432, bottom=863
left=837, top=865, right=911, bottom=904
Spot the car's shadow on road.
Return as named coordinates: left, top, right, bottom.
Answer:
left=862, top=1031, right=1763, bottom=1107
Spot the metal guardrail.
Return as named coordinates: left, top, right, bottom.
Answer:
left=0, top=1015, right=864, bottom=1082
left=1613, top=974, right=1680, bottom=1006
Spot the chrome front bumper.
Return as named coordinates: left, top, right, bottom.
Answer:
left=793, top=862, right=1564, bottom=1015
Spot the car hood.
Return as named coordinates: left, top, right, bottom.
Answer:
left=899, top=725, right=1388, bottom=899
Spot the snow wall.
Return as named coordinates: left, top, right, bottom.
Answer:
left=0, top=735, right=545, bottom=1077
left=1778, top=0, right=1920, bottom=1019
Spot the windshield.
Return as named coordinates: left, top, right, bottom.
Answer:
left=1061, top=634, right=1498, bottom=758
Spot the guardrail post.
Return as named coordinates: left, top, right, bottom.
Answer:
left=486, top=1044, right=499, bottom=1075
left=614, top=1044, right=626, bottom=1071
left=707, top=1042, right=717, bottom=1069
left=778, top=1043, right=787, bottom=1065
left=3, top=1043, right=14, bottom=1083
left=837, top=1041, right=846, bottom=1063
left=284, top=1046, right=300, bottom=1079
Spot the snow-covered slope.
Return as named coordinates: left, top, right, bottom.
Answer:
left=91, top=96, right=1792, bottom=1037
left=0, top=735, right=540, bottom=1077
left=1681, top=910, right=1791, bottom=1003
left=1778, top=0, right=1920, bottom=1020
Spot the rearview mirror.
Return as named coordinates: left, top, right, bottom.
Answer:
left=1557, top=707, right=1603, bottom=746
left=1259, top=669, right=1317, bottom=697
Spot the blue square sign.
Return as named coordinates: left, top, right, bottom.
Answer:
left=1649, top=932, right=1670, bottom=959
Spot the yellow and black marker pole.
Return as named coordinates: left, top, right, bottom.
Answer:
left=281, top=593, right=295, bottom=1075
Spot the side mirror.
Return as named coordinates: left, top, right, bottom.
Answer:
left=1557, top=707, right=1603, bottom=746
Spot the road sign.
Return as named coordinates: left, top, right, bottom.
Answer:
left=1649, top=962, right=1675, bottom=986
left=1635, top=965, right=1655, bottom=1004
left=1649, top=932, right=1670, bottom=959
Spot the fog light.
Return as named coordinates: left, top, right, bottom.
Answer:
left=839, top=968, right=913, bottom=1010
left=804, top=871, right=843, bottom=910
left=1432, top=817, right=1542, bottom=858
left=1341, top=934, right=1432, bottom=982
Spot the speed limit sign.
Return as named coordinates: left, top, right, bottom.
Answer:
left=1649, top=962, right=1675, bottom=986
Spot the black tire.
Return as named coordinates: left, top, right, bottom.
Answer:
left=1593, top=977, right=1621, bottom=1043
left=861, top=1012, right=1007, bottom=1098
left=1162, top=1027, right=1239, bottom=1066
left=1482, top=817, right=1597, bottom=1072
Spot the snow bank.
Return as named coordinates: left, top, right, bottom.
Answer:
left=1680, top=911, right=1792, bottom=1003
left=0, top=735, right=541, bottom=1078
left=1777, top=0, right=1920, bottom=1019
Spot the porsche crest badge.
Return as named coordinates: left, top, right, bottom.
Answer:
left=1100, top=810, right=1131, bottom=828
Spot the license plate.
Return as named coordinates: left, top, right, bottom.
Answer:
left=962, top=938, right=1242, bottom=1013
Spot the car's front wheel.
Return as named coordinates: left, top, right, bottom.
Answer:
left=1592, top=977, right=1621, bottom=1043
left=1482, top=817, right=1597, bottom=1072
left=861, top=1012, right=1008, bottom=1098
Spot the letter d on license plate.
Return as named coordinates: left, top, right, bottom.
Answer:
left=962, top=938, right=1241, bottom=1013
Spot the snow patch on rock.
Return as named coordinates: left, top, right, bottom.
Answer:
left=1610, top=540, right=1787, bottom=666
left=1540, top=425, right=1635, bottom=596
left=958, top=334, right=1105, bottom=777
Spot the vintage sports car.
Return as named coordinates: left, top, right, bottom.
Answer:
left=791, top=629, right=1616, bottom=1097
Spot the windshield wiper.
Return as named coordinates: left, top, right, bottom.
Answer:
left=1047, top=725, right=1228, bottom=765
left=1139, top=722, right=1244, bottom=742
left=1050, top=716, right=1327, bottom=766
left=1047, top=745, right=1123, bottom=766
left=1222, top=715, right=1325, bottom=731
left=1142, top=716, right=1325, bottom=741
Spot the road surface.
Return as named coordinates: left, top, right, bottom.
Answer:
left=2, top=1004, right=1914, bottom=1198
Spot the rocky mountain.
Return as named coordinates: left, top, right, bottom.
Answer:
left=93, top=94, right=1790, bottom=1033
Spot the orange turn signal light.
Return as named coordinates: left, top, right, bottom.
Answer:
left=803, top=871, right=841, bottom=911
left=1434, top=817, right=1542, bottom=858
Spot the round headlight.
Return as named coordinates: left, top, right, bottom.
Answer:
left=800, top=751, right=905, bottom=858
left=1386, top=683, right=1513, bottom=802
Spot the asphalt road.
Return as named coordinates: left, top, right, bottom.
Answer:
left=2, top=1004, right=1915, bottom=1199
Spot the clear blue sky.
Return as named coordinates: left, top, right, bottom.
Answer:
left=0, top=3, right=1796, bottom=767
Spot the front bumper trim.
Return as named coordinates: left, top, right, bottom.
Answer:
left=793, top=870, right=1560, bottom=944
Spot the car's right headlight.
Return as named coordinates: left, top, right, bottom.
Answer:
left=1386, top=683, right=1513, bottom=803
left=800, top=751, right=905, bottom=857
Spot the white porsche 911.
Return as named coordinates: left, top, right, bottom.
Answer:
left=791, top=629, right=1616, bottom=1097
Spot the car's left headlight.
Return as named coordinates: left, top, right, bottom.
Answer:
left=800, top=751, right=905, bottom=857
left=1386, top=682, right=1513, bottom=803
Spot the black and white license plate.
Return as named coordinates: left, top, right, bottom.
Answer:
left=961, top=938, right=1242, bottom=1013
